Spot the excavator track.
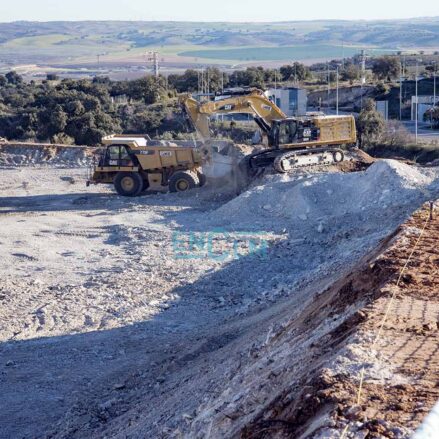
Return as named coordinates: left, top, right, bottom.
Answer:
left=249, top=147, right=345, bottom=174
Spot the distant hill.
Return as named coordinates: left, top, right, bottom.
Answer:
left=0, top=19, right=438, bottom=73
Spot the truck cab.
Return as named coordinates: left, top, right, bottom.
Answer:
left=99, top=144, right=136, bottom=167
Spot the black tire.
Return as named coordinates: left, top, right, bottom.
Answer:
left=197, top=172, right=207, bottom=187
left=332, top=150, right=345, bottom=163
left=114, top=172, right=143, bottom=197
left=142, top=178, right=150, bottom=192
left=169, top=171, right=199, bottom=193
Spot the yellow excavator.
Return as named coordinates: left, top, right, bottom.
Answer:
left=182, top=90, right=357, bottom=173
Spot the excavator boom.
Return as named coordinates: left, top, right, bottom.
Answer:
left=182, top=90, right=286, bottom=141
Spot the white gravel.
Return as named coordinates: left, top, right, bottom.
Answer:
left=0, top=159, right=438, bottom=438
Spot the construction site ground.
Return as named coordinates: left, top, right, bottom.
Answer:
left=0, top=145, right=438, bottom=438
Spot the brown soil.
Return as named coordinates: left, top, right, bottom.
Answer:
left=336, top=147, right=376, bottom=172
left=240, top=201, right=439, bottom=438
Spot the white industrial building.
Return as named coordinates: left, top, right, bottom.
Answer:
left=265, top=87, right=307, bottom=116
left=411, top=95, right=438, bottom=121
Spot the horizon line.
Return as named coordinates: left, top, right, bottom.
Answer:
left=1, top=16, right=439, bottom=24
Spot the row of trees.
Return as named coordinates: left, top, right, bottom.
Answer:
left=168, top=55, right=439, bottom=94
left=167, top=63, right=311, bottom=93
left=0, top=73, right=174, bottom=145
left=0, top=54, right=437, bottom=145
left=168, top=56, right=438, bottom=95
left=0, top=65, right=314, bottom=144
left=314, top=56, right=438, bottom=83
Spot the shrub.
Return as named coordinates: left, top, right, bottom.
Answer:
left=357, top=99, right=385, bottom=148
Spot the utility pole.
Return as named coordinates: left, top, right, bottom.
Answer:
left=206, top=68, right=210, bottom=96
left=432, top=61, right=437, bottom=128
left=360, top=49, right=366, bottom=111
left=327, top=62, right=330, bottom=109
left=434, top=65, right=437, bottom=108
left=96, top=53, right=105, bottom=77
left=336, top=64, right=339, bottom=115
left=399, top=58, right=403, bottom=121
left=147, top=51, right=159, bottom=78
left=97, top=53, right=105, bottom=69
left=199, top=69, right=206, bottom=95
left=360, top=49, right=366, bottom=85
left=342, top=41, right=345, bottom=69
left=415, top=59, right=421, bottom=144
left=399, top=74, right=403, bottom=121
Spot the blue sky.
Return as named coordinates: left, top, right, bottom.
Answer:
left=0, top=0, right=438, bottom=21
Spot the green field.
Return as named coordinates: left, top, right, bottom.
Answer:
left=0, top=33, right=130, bottom=63
left=0, top=19, right=436, bottom=71
left=2, top=34, right=72, bottom=48
left=180, top=45, right=363, bottom=62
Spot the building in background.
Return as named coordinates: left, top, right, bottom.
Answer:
left=266, top=87, right=307, bottom=116
left=376, top=100, right=389, bottom=120
left=411, top=95, right=438, bottom=121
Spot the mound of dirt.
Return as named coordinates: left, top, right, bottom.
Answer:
left=336, top=147, right=376, bottom=172
left=213, top=160, right=439, bottom=228
left=0, top=143, right=95, bottom=168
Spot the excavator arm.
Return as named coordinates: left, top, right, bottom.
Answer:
left=181, top=90, right=286, bottom=142
left=181, top=90, right=356, bottom=175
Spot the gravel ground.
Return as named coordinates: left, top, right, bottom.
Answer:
left=0, top=159, right=438, bottom=438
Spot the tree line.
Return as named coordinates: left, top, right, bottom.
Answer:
left=0, top=66, right=313, bottom=145
left=0, top=55, right=437, bottom=145
left=0, top=73, right=174, bottom=145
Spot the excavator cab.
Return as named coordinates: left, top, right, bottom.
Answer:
left=276, top=120, right=298, bottom=145
left=269, top=119, right=320, bottom=149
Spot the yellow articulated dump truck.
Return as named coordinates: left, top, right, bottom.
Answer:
left=87, top=135, right=206, bottom=196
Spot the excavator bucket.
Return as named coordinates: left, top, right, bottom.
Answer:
left=201, top=141, right=252, bottom=191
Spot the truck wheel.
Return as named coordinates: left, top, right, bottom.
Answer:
left=142, top=178, right=150, bottom=192
left=197, top=172, right=207, bottom=187
left=169, top=171, right=199, bottom=193
left=114, top=172, right=143, bottom=197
